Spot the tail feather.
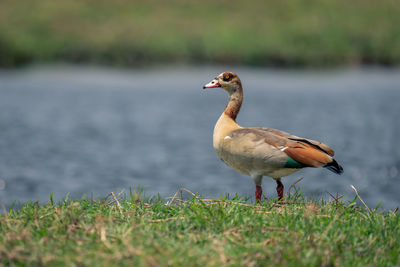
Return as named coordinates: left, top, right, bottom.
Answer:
left=324, top=159, right=343, bottom=174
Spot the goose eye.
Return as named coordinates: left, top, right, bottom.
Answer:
left=223, top=75, right=230, bottom=81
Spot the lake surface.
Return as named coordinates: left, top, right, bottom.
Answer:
left=0, top=65, right=399, bottom=210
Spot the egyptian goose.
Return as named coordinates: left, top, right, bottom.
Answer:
left=203, top=72, right=343, bottom=202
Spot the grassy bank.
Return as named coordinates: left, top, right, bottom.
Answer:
left=1, top=0, right=400, bottom=67
left=0, top=190, right=399, bottom=266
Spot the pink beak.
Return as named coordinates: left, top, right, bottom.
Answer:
left=203, top=79, right=220, bottom=89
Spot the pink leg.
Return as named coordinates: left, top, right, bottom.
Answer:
left=276, top=179, right=284, bottom=200
left=255, top=185, right=262, bottom=203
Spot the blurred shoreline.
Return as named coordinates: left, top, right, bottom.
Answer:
left=1, top=0, right=399, bottom=68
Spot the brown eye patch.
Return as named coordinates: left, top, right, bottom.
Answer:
left=223, top=73, right=231, bottom=81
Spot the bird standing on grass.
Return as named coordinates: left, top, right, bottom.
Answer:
left=203, top=72, right=343, bottom=203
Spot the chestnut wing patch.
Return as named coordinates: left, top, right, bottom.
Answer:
left=288, top=137, right=335, bottom=156
left=283, top=142, right=332, bottom=168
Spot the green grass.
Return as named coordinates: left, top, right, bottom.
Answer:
left=1, top=0, right=400, bottom=67
left=0, top=189, right=399, bottom=266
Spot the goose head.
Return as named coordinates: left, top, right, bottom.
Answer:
left=203, top=72, right=242, bottom=94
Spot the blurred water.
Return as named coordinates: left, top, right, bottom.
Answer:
left=0, top=65, right=399, bottom=209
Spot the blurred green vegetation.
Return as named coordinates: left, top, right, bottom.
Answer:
left=1, top=0, right=400, bottom=67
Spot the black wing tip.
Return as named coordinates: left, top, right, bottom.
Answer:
left=325, top=159, right=344, bottom=175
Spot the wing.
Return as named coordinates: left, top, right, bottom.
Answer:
left=252, top=127, right=335, bottom=156
left=230, top=127, right=336, bottom=169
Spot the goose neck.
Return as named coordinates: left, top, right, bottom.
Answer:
left=224, top=89, right=243, bottom=121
